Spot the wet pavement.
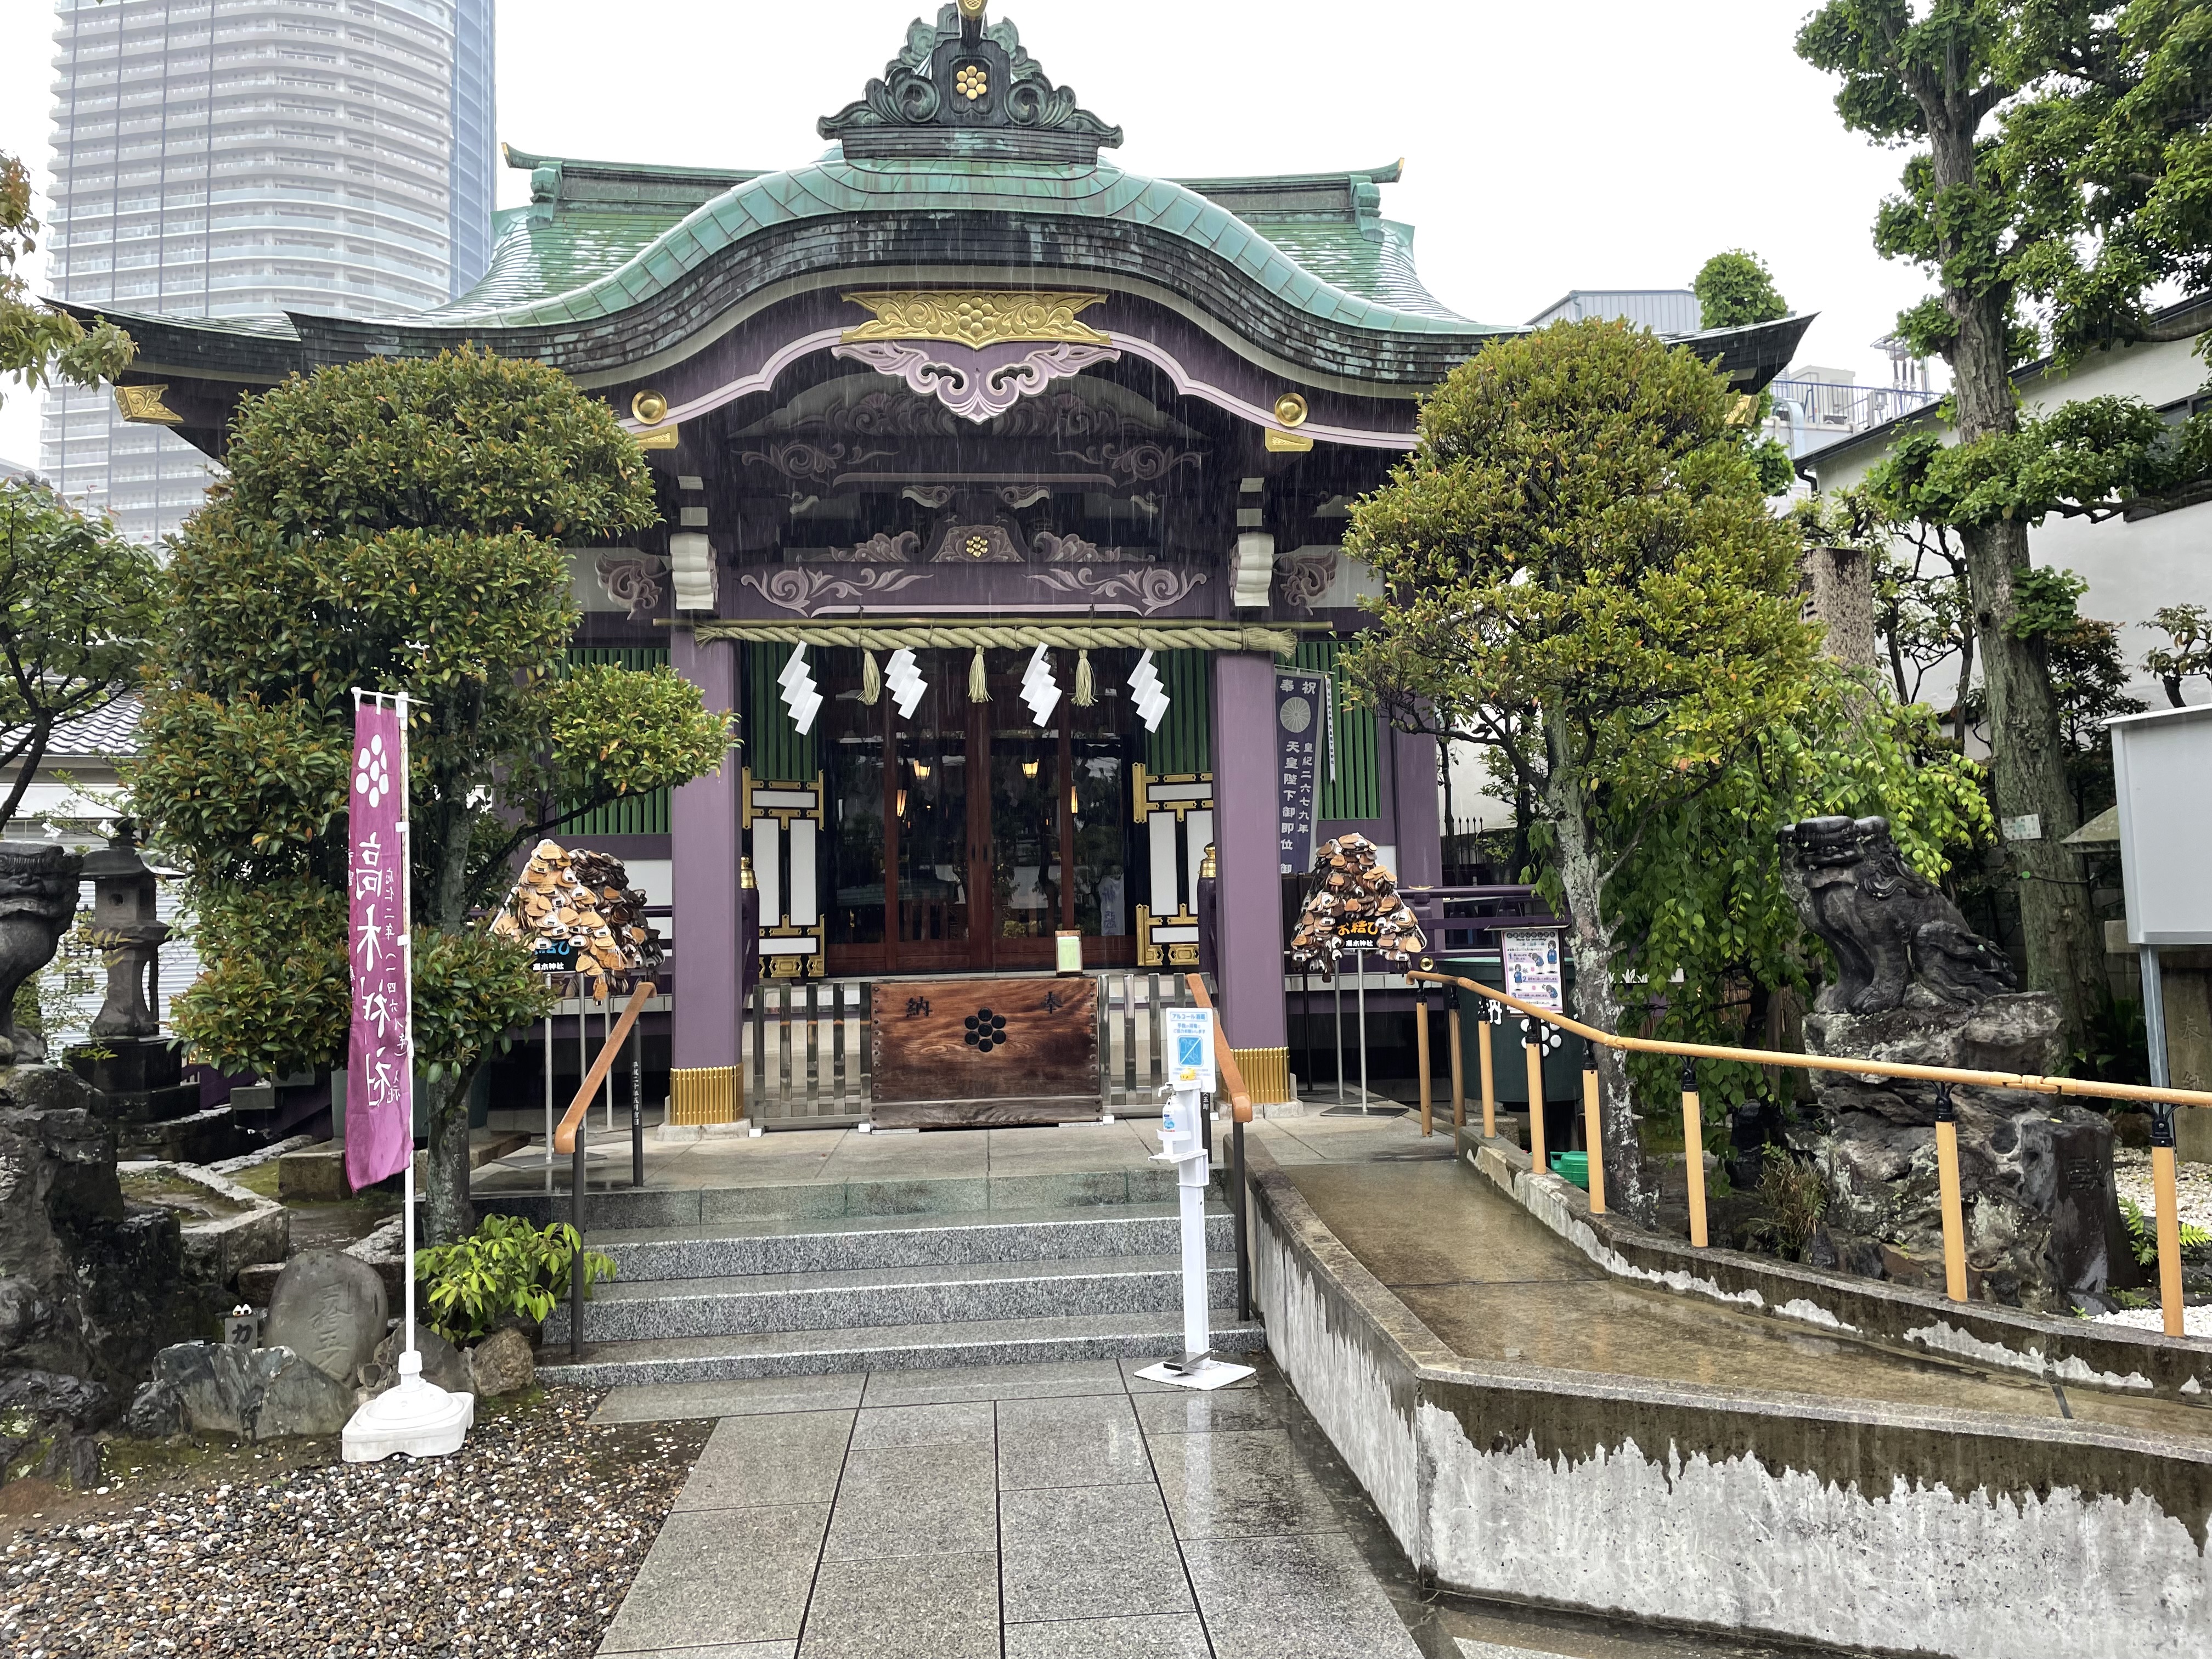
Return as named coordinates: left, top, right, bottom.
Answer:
left=1254, top=1112, right=2212, bottom=1443
left=588, top=1354, right=1888, bottom=1659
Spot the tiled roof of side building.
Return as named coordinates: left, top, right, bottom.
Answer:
left=37, top=694, right=143, bottom=760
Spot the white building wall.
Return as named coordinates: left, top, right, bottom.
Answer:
left=1805, top=331, right=2212, bottom=710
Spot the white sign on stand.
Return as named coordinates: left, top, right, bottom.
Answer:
left=1138, top=1003, right=1252, bottom=1393
left=1501, top=928, right=1564, bottom=1012
left=1162, top=1006, right=1216, bottom=1093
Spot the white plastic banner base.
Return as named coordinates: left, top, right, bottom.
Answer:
left=1133, top=1357, right=1255, bottom=1392
left=342, top=1367, right=474, bottom=1463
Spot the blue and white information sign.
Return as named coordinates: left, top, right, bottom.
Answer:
left=1161, top=1006, right=1217, bottom=1093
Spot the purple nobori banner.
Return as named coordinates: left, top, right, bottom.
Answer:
left=347, top=693, right=413, bottom=1193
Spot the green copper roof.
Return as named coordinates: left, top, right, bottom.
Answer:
left=426, top=149, right=1494, bottom=336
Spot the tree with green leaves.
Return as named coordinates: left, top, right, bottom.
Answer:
left=1797, top=2, right=2212, bottom=1045
left=1609, top=662, right=1993, bottom=1135
left=1, top=152, right=132, bottom=403
left=128, top=347, right=732, bottom=1241
left=2144, top=603, right=2212, bottom=707
left=1341, top=319, right=1817, bottom=1220
left=1692, top=250, right=1788, bottom=330
left=0, top=478, right=161, bottom=826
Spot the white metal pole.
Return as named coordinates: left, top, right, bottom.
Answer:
left=601, top=986, right=614, bottom=1131
left=396, top=689, right=417, bottom=1374
left=1173, top=1079, right=1209, bottom=1362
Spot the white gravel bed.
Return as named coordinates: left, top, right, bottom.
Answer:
left=1, top=1387, right=710, bottom=1658
left=2092, top=1304, right=2212, bottom=1341
left=2112, top=1148, right=2212, bottom=1232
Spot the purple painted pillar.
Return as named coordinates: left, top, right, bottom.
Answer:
left=670, top=631, right=741, bottom=1077
left=1391, top=727, right=1442, bottom=888
left=1209, top=652, right=1289, bottom=1098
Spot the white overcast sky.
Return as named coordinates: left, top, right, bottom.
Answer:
left=0, top=0, right=1938, bottom=469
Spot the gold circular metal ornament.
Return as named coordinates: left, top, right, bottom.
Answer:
left=1273, top=392, right=1310, bottom=429
left=957, top=0, right=986, bottom=16
left=631, top=389, right=669, bottom=426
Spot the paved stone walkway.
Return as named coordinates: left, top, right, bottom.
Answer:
left=590, top=1355, right=1427, bottom=1659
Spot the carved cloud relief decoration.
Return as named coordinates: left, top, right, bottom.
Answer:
left=831, top=338, right=1122, bottom=425
left=741, top=565, right=932, bottom=616
left=1027, top=565, right=1208, bottom=615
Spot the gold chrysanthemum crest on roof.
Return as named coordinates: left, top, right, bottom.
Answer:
left=819, top=5, right=1122, bottom=163
left=839, top=290, right=1111, bottom=349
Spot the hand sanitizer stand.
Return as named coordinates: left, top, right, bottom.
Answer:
left=1136, top=1009, right=1254, bottom=1391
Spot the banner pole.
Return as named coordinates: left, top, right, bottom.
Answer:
left=398, top=687, right=416, bottom=1370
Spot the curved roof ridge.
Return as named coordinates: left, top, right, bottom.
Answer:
left=424, top=155, right=1509, bottom=338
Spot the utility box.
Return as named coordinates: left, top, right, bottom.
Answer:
left=2110, top=703, right=2212, bottom=945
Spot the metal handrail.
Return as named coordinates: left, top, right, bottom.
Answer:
left=560, top=976, right=655, bottom=1358
left=1185, top=974, right=1252, bottom=1321
left=1413, top=969, right=2200, bottom=1339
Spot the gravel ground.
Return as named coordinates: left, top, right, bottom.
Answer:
left=1, top=1387, right=711, bottom=1659
left=2094, top=1304, right=2212, bottom=1340
left=2114, top=1148, right=2212, bottom=1231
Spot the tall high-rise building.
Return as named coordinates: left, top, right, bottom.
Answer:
left=37, top=0, right=496, bottom=543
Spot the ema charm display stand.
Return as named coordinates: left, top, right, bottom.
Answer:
left=1136, top=1007, right=1253, bottom=1392
left=340, top=687, right=473, bottom=1463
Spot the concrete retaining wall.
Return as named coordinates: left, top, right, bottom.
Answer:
left=1250, top=1163, right=2212, bottom=1657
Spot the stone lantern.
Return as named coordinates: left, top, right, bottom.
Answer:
left=0, top=840, right=84, bottom=1065
left=71, top=820, right=199, bottom=1131
left=83, top=819, right=166, bottom=1039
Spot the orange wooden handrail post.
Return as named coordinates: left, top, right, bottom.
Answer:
left=2153, top=1109, right=2186, bottom=1338
left=1524, top=1031, right=1548, bottom=1177
left=1679, top=1057, right=1708, bottom=1248
left=1448, top=1004, right=1466, bottom=1131
left=1416, top=989, right=1434, bottom=1137
left=1477, top=1011, right=1497, bottom=1139
left=555, top=978, right=658, bottom=1155
left=1934, top=1083, right=1970, bottom=1302
left=1582, top=1054, right=1606, bottom=1215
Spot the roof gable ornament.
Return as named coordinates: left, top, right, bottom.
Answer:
left=819, top=3, right=1124, bottom=165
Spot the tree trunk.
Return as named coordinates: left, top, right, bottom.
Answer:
left=1927, top=123, right=2100, bottom=1047
left=419, top=1059, right=480, bottom=1245
left=1541, top=720, right=1652, bottom=1222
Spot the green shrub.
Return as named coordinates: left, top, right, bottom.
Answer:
left=415, top=1215, right=615, bottom=1345
left=2118, top=1197, right=2211, bottom=1268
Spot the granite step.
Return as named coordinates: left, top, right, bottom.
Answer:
left=541, top=1251, right=1239, bottom=1344
left=476, top=1165, right=1199, bottom=1230
left=580, top=1203, right=1237, bottom=1283
left=535, top=1306, right=1266, bottom=1388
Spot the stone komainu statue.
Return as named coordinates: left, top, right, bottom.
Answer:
left=1777, top=816, right=2016, bottom=1014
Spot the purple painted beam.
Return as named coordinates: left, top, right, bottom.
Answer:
left=670, top=631, right=741, bottom=1071
left=1209, top=651, right=1288, bottom=1055
left=1391, top=726, right=1442, bottom=888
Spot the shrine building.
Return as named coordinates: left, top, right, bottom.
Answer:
left=84, top=3, right=1809, bottom=1125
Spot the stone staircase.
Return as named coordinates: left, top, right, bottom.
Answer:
left=532, top=1200, right=1260, bottom=1388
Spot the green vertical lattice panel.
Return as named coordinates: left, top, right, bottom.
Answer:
left=562, top=647, right=672, bottom=835
left=1143, top=650, right=1213, bottom=777
left=1295, top=640, right=1381, bottom=821
left=745, top=641, right=821, bottom=783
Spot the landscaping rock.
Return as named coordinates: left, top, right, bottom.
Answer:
left=262, top=1251, right=386, bottom=1385
left=364, top=1326, right=475, bottom=1400
left=0, top=1076, right=208, bottom=1392
left=277, top=1142, right=349, bottom=1201
left=1795, top=992, right=2118, bottom=1311
left=469, top=1327, right=533, bottom=1397
left=140, top=1340, right=356, bottom=1441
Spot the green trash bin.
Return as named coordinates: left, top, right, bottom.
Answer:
left=1443, top=953, right=1584, bottom=1107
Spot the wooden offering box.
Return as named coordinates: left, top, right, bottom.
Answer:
left=870, top=977, right=1099, bottom=1128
